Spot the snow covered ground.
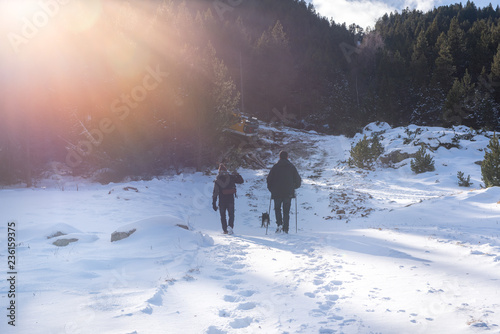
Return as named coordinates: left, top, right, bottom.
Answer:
left=1, top=123, right=499, bottom=333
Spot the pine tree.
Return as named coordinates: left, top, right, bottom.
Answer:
left=481, top=134, right=500, bottom=188
left=433, top=33, right=456, bottom=90
left=250, top=20, right=295, bottom=119
left=443, top=70, right=475, bottom=125
left=348, top=135, right=384, bottom=170
left=411, top=31, right=429, bottom=84
left=470, top=68, right=500, bottom=130
left=492, top=45, right=500, bottom=79
left=447, top=17, right=467, bottom=75
left=211, top=47, right=241, bottom=131
left=457, top=171, right=473, bottom=187
left=411, top=145, right=435, bottom=174
left=467, top=20, right=491, bottom=75
left=443, top=78, right=465, bottom=124
left=270, top=20, right=289, bottom=49
left=425, top=17, right=440, bottom=48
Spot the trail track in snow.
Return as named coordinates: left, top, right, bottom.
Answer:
left=195, top=124, right=500, bottom=333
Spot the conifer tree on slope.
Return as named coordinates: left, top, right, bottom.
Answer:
left=481, top=134, right=500, bottom=188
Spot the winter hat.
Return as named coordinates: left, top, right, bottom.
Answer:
left=218, top=163, right=228, bottom=172
left=279, top=150, right=288, bottom=159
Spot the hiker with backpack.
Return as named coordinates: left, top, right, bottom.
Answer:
left=267, top=150, right=301, bottom=233
left=213, top=164, right=244, bottom=234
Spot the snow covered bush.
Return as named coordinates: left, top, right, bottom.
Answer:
left=481, top=134, right=500, bottom=188
left=457, top=171, right=472, bottom=187
left=403, top=127, right=423, bottom=145
left=410, top=145, right=435, bottom=174
left=348, top=134, right=384, bottom=170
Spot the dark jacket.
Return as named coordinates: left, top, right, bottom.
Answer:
left=213, top=172, right=244, bottom=204
left=267, top=158, right=301, bottom=199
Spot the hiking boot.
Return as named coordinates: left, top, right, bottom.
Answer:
left=228, top=226, right=234, bottom=235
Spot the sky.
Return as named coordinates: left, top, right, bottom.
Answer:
left=308, top=0, right=499, bottom=29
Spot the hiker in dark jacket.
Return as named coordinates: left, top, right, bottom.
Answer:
left=267, top=151, right=301, bottom=233
left=213, top=163, right=244, bottom=234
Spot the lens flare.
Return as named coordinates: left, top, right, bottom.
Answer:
left=62, top=0, right=102, bottom=33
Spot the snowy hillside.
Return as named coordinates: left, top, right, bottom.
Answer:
left=1, top=123, right=499, bottom=334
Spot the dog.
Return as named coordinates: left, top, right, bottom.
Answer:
left=261, top=212, right=270, bottom=228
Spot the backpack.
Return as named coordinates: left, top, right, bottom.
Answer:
left=218, top=174, right=237, bottom=195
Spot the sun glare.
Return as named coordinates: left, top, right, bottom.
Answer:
left=62, top=0, right=103, bottom=33
left=1, top=0, right=177, bottom=121
left=0, top=1, right=39, bottom=18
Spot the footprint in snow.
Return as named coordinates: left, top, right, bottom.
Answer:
left=238, top=290, right=256, bottom=297
left=326, top=294, right=339, bottom=301
left=222, top=256, right=243, bottom=264
left=229, top=278, right=244, bottom=284
left=309, top=308, right=326, bottom=317
left=229, top=316, right=253, bottom=329
left=304, top=292, right=316, bottom=298
left=237, top=302, right=256, bottom=310
left=231, top=263, right=246, bottom=270
left=223, top=279, right=245, bottom=292
left=323, top=281, right=343, bottom=292
left=470, top=322, right=489, bottom=328
left=340, top=319, right=356, bottom=326
left=314, top=279, right=324, bottom=286
left=328, top=314, right=344, bottom=321
left=215, top=267, right=238, bottom=277
left=318, top=301, right=335, bottom=311
left=205, top=325, right=227, bottom=334
left=223, top=295, right=239, bottom=303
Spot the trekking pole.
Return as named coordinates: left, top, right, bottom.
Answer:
left=295, top=195, right=298, bottom=233
left=266, top=197, right=272, bottom=235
